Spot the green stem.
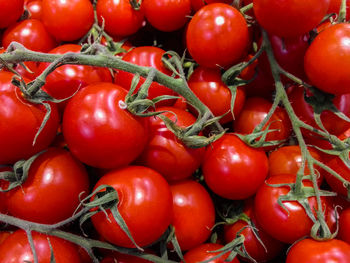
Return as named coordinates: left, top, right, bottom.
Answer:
left=240, top=3, right=253, bottom=14
left=339, top=0, right=347, bottom=22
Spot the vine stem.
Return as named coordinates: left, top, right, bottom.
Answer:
left=339, top=0, right=348, bottom=22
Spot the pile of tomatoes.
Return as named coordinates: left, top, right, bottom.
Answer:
left=0, top=0, right=350, bottom=262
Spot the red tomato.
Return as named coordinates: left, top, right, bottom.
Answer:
left=2, top=19, right=56, bottom=52
left=190, top=0, right=232, bottom=12
left=138, top=106, right=205, bottom=182
left=305, top=23, right=350, bottom=95
left=115, top=46, right=176, bottom=104
left=91, top=166, right=173, bottom=248
left=27, top=0, right=43, bottom=20
left=183, top=243, right=240, bottom=263
left=234, top=97, right=292, bottom=151
left=0, top=0, right=24, bottom=29
left=143, top=0, right=191, bottom=32
left=0, top=232, right=11, bottom=246
left=42, top=0, right=94, bottom=41
left=5, top=147, right=89, bottom=224
left=0, top=230, right=83, bottom=263
left=171, top=180, right=215, bottom=251
left=100, top=253, right=152, bottom=263
left=186, top=3, right=250, bottom=68
left=63, top=82, right=149, bottom=169
left=286, top=238, right=350, bottom=263
left=202, top=133, right=269, bottom=200
left=254, top=174, right=336, bottom=244
left=0, top=71, right=59, bottom=165
left=96, top=0, right=145, bottom=37
left=188, top=66, right=246, bottom=124
left=339, top=207, right=350, bottom=244
left=253, top=0, right=330, bottom=38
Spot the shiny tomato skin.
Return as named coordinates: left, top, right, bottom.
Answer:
left=188, top=66, right=246, bottom=124
left=0, top=230, right=83, bottom=263
left=115, top=46, right=176, bottom=105
left=305, top=23, right=350, bottom=95
left=202, top=133, right=269, bottom=200
left=183, top=243, right=240, bottom=263
left=254, top=174, right=336, bottom=244
left=100, top=253, right=152, bottom=263
left=27, top=0, right=43, bottom=20
left=96, top=0, right=145, bottom=37
left=190, top=0, right=232, bottom=12
left=2, top=19, right=56, bottom=52
left=171, top=180, right=215, bottom=251
left=286, top=238, right=350, bottom=263
left=42, top=0, right=94, bottom=41
left=91, top=166, right=173, bottom=248
left=339, top=207, right=350, bottom=244
left=0, top=0, right=24, bottom=29
left=186, top=3, right=250, bottom=68
left=5, top=147, right=89, bottom=224
left=138, top=106, right=205, bottom=182
left=143, top=0, right=191, bottom=32
left=253, top=0, right=330, bottom=38
left=0, top=72, right=59, bottom=165
left=63, top=82, right=149, bottom=169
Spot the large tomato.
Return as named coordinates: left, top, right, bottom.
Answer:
left=5, top=147, right=89, bottom=224
left=171, top=180, right=215, bottom=251
left=41, top=0, right=94, bottom=41
left=202, top=133, right=269, bottom=200
left=186, top=3, right=250, bottom=68
left=0, top=71, right=59, bottom=165
left=304, top=23, right=350, bottom=95
left=91, top=166, right=173, bottom=248
left=286, top=238, right=350, bottom=263
left=62, top=82, right=149, bottom=169
left=253, top=0, right=330, bottom=37
left=0, top=0, right=24, bottom=29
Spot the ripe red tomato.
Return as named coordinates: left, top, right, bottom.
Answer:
left=0, top=0, right=24, bottom=29
left=5, top=147, right=89, bottom=224
left=202, top=133, right=269, bottom=200
left=0, top=230, right=83, bottom=263
left=63, top=82, right=149, bottom=169
left=42, top=0, right=94, bottom=41
left=96, top=0, right=145, bottom=37
left=2, top=19, right=57, bottom=52
left=183, top=243, right=240, bottom=263
left=186, top=3, right=250, bottom=68
left=143, top=0, right=191, bottom=32
left=27, top=0, right=43, bottom=20
left=188, top=66, right=246, bottom=124
left=170, top=180, right=215, bottom=251
left=190, top=0, right=232, bottom=12
left=253, top=0, right=330, bottom=37
left=304, top=23, right=350, bottom=95
left=0, top=72, right=59, bottom=165
left=234, top=97, right=292, bottom=151
left=91, top=166, right=173, bottom=248
left=254, top=174, right=336, bottom=244
left=339, top=207, right=350, bottom=244
left=137, top=106, right=205, bottom=182
left=114, top=46, right=176, bottom=105
left=286, top=238, right=350, bottom=263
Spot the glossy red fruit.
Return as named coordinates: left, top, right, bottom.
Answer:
left=27, top=0, right=43, bottom=20
left=339, top=207, right=350, bottom=244
left=0, top=0, right=24, bottom=29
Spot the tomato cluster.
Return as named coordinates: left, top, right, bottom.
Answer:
left=0, top=0, right=350, bottom=262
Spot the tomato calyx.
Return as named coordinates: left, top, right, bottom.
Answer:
left=158, top=225, right=185, bottom=262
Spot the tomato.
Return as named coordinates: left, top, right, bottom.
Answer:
left=188, top=66, right=246, bottom=124
left=115, top=46, right=176, bottom=104
left=170, top=180, right=215, bottom=251
left=253, top=0, right=330, bottom=38
left=0, top=0, right=24, bottom=29
left=91, top=166, right=173, bottom=248
left=0, top=72, right=59, bottom=165
left=2, top=19, right=56, bottom=53
left=0, top=230, right=83, bottom=263
left=0, top=232, right=11, bottom=246
left=100, top=253, right=152, bottom=263
left=137, top=106, right=205, bottom=182
left=234, top=97, right=292, bottom=151
left=190, top=0, right=232, bottom=12
left=42, top=0, right=94, bottom=42
left=286, top=238, right=350, bottom=263
left=254, top=174, right=336, bottom=244
left=186, top=3, right=250, bottom=68
left=202, top=133, right=269, bottom=200
left=143, top=0, right=191, bottom=32
left=183, top=243, right=240, bottom=263
left=38, top=44, right=112, bottom=110
left=96, top=0, right=145, bottom=37
left=339, top=207, right=350, bottom=244
left=305, top=23, right=350, bottom=95
left=27, top=0, right=43, bottom=20
left=63, top=82, right=149, bottom=169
